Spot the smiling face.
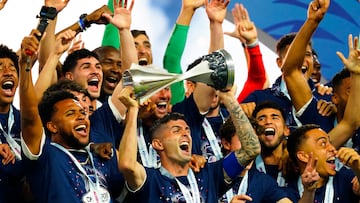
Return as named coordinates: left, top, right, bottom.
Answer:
left=50, top=99, right=90, bottom=149
left=255, top=108, right=289, bottom=151
left=99, top=49, right=122, bottom=96
left=65, top=57, right=103, bottom=99
left=298, top=128, right=337, bottom=177
left=134, top=34, right=153, bottom=65
left=153, top=119, right=192, bottom=165
left=149, top=87, right=172, bottom=119
left=0, top=58, right=18, bottom=107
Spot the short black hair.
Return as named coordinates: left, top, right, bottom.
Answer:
left=331, top=68, right=350, bottom=93
left=220, top=117, right=236, bottom=143
left=93, top=46, right=121, bottom=62
left=62, top=49, right=99, bottom=75
left=276, top=33, right=313, bottom=58
left=47, top=79, right=93, bottom=101
left=0, top=44, right=19, bottom=74
left=276, top=33, right=297, bottom=57
left=131, top=30, right=149, bottom=39
left=149, top=112, right=187, bottom=140
left=252, top=100, right=287, bottom=123
left=286, top=124, right=320, bottom=164
left=38, top=89, right=77, bottom=136
left=285, top=124, right=320, bottom=181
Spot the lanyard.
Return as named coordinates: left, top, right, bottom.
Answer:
left=0, top=106, right=21, bottom=160
left=137, top=122, right=158, bottom=168
left=51, top=143, right=100, bottom=192
left=225, top=170, right=249, bottom=202
left=297, top=176, right=334, bottom=202
left=255, top=155, right=286, bottom=186
left=202, top=117, right=223, bottom=162
left=159, top=167, right=201, bottom=203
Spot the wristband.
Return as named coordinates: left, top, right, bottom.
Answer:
left=38, top=6, right=57, bottom=20
left=78, top=14, right=91, bottom=32
left=34, top=6, right=57, bottom=41
left=246, top=38, right=259, bottom=48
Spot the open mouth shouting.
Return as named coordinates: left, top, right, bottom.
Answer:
left=87, top=77, right=101, bottom=95
left=1, top=79, right=15, bottom=97
left=74, top=124, right=88, bottom=137
left=264, top=128, right=275, bottom=136
left=326, top=156, right=336, bottom=171
left=138, top=58, right=148, bottom=66
left=179, top=140, right=191, bottom=157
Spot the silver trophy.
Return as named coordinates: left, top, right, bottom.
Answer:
left=123, top=49, right=234, bottom=104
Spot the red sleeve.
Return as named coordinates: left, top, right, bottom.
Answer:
left=237, top=45, right=266, bottom=103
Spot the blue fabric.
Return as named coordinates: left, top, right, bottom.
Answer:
left=299, top=98, right=360, bottom=150
left=242, top=76, right=299, bottom=129
left=172, top=95, right=228, bottom=160
left=219, top=168, right=289, bottom=203
left=0, top=106, right=28, bottom=203
left=242, top=76, right=330, bottom=131
left=22, top=137, right=124, bottom=203
left=222, top=152, right=244, bottom=179
left=125, top=160, right=230, bottom=203
left=298, top=97, right=335, bottom=133
left=172, top=94, right=206, bottom=157
left=286, top=167, right=360, bottom=202
left=90, top=101, right=124, bottom=148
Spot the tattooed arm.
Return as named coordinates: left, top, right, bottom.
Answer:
left=219, top=86, right=260, bottom=176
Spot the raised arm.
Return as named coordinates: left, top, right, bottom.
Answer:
left=102, top=0, right=136, bottom=71
left=282, top=0, right=330, bottom=111
left=163, top=0, right=204, bottom=105
left=38, top=0, right=69, bottom=72
left=225, top=3, right=267, bottom=102
left=0, top=0, right=8, bottom=11
left=219, top=86, right=261, bottom=167
left=329, top=34, right=360, bottom=148
left=35, top=29, right=76, bottom=102
left=117, top=86, right=146, bottom=190
left=55, top=5, right=112, bottom=38
left=102, top=0, right=137, bottom=118
left=19, top=30, right=44, bottom=155
left=205, top=0, right=229, bottom=53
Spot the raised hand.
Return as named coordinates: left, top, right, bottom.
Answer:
left=225, top=3, right=257, bottom=44
left=45, top=0, right=69, bottom=12
left=0, top=0, right=8, bottom=10
left=301, top=152, right=320, bottom=191
left=67, top=34, right=84, bottom=55
left=307, top=0, right=330, bottom=22
left=205, top=0, right=230, bottom=24
left=19, top=29, right=42, bottom=68
left=102, top=0, right=134, bottom=31
left=86, top=5, right=113, bottom=25
left=336, top=34, right=360, bottom=74
left=183, top=0, right=204, bottom=11
left=138, top=99, right=156, bottom=119
left=118, top=86, right=138, bottom=110
left=54, top=29, right=76, bottom=56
